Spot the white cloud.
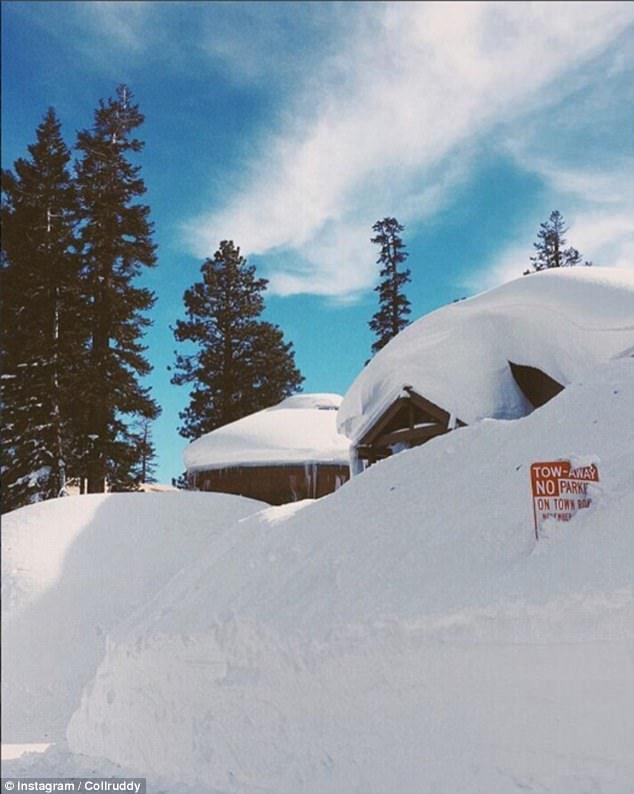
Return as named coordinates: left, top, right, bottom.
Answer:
left=198, top=2, right=355, bottom=86
left=270, top=222, right=376, bottom=300
left=11, top=1, right=159, bottom=75
left=77, top=2, right=150, bottom=52
left=570, top=212, right=634, bottom=269
left=465, top=204, right=634, bottom=295
left=183, top=1, right=634, bottom=297
left=547, top=164, right=634, bottom=271
left=466, top=149, right=634, bottom=293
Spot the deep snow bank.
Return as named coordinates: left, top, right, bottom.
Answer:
left=67, top=358, right=634, bottom=792
left=1, top=491, right=265, bottom=742
left=339, top=267, right=634, bottom=442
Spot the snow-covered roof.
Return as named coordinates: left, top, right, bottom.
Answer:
left=338, top=267, right=634, bottom=444
left=184, top=393, right=350, bottom=471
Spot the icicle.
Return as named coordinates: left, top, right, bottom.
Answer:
left=350, top=447, right=364, bottom=477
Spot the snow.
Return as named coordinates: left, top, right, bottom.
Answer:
left=29, top=356, right=629, bottom=792
left=184, top=393, right=350, bottom=471
left=1, top=744, right=51, bottom=762
left=138, top=482, right=178, bottom=492
left=1, top=491, right=266, bottom=743
left=338, top=267, right=634, bottom=443
left=3, top=303, right=633, bottom=791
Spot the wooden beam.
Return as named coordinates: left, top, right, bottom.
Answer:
left=403, top=387, right=451, bottom=426
left=358, top=396, right=410, bottom=446
left=358, top=388, right=466, bottom=453
left=374, top=423, right=447, bottom=449
left=356, top=444, right=390, bottom=463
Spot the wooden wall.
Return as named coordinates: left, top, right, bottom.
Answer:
left=188, top=463, right=350, bottom=505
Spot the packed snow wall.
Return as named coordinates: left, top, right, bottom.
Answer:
left=1, top=491, right=266, bottom=742
left=66, top=358, right=634, bottom=792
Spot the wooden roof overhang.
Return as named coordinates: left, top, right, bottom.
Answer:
left=356, top=387, right=465, bottom=463
left=508, top=361, right=564, bottom=408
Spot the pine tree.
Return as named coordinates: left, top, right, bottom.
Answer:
left=129, top=417, right=157, bottom=484
left=74, top=85, right=160, bottom=492
left=172, top=240, right=304, bottom=440
left=1, top=109, right=84, bottom=512
left=171, top=471, right=189, bottom=490
left=368, top=217, right=412, bottom=357
left=524, top=210, right=593, bottom=274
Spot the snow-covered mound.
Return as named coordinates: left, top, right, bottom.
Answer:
left=339, top=267, right=634, bottom=443
left=1, top=491, right=266, bottom=742
left=66, top=358, right=634, bottom=792
left=184, top=392, right=350, bottom=471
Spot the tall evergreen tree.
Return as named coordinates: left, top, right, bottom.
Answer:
left=129, top=417, right=157, bottom=484
left=1, top=108, right=84, bottom=512
left=74, top=85, right=159, bottom=493
left=524, top=210, right=593, bottom=274
left=172, top=240, right=304, bottom=440
left=368, top=217, right=411, bottom=356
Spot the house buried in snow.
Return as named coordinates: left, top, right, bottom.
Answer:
left=338, top=268, right=634, bottom=472
left=184, top=394, right=351, bottom=505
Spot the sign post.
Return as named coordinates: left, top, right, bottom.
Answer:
left=530, top=460, right=599, bottom=539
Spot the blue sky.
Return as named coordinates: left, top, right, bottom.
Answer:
left=2, top=1, right=633, bottom=484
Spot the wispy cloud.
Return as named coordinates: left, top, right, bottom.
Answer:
left=537, top=163, right=634, bottom=272
left=26, top=1, right=354, bottom=87
left=182, top=1, right=634, bottom=297
left=198, top=2, right=356, bottom=87
left=6, top=1, right=159, bottom=80
left=17, top=1, right=631, bottom=297
left=465, top=198, right=634, bottom=295
left=467, top=103, right=634, bottom=293
left=75, top=1, right=151, bottom=52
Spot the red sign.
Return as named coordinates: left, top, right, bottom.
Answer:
left=530, top=460, right=599, bottom=538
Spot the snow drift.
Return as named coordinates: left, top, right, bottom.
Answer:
left=65, top=357, right=634, bottom=792
left=1, top=491, right=266, bottom=742
left=338, top=267, right=634, bottom=443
